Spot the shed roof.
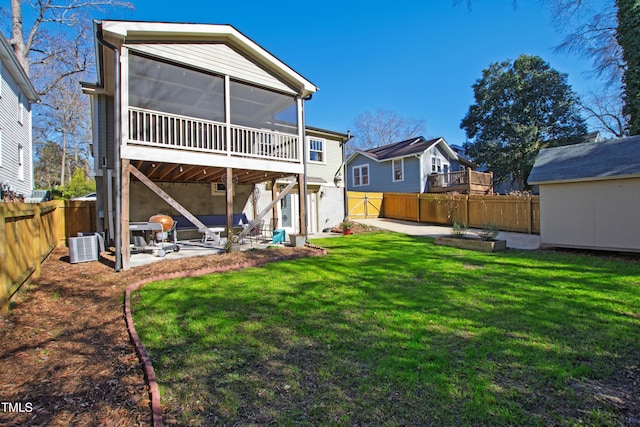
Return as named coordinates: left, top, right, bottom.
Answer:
left=528, top=135, right=640, bottom=184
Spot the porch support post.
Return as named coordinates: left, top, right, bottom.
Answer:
left=226, top=168, right=234, bottom=245
left=236, top=179, right=297, bottom=241
left=121, top=159, right=131, bottom=271
left=298, top=173, right=307, bottom=236
left=271, top=179, right=278, bottom=229
left=128, top=165, right=220, bottom=243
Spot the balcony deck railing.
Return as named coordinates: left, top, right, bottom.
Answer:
left=128, top=107, right=300, bottom=163
left=428, top=169, right=493, bottom=194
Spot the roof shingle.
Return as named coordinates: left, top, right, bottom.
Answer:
left=528, top=135, right=640, bottom=184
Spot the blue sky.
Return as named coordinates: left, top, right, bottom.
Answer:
left=100, top=0, right=607, bottom=145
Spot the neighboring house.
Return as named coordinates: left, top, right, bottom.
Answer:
left=0, top=33, right=39, bottom=199
left=346, top=136, right=492, bottom=194
left=82, top=20, right=348, bottom=269
left=528, top=135, right=640, bottom=253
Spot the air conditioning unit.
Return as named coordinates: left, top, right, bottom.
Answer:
left=69, top=235, right=99, bottom=264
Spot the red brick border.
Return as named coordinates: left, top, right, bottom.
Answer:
left=124, top=245, right=327, bottom=426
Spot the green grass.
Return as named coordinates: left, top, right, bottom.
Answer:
left=132, top=232, right=640, bottom=426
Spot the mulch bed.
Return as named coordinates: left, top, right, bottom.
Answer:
left=0, top=245, right=323, bottom=426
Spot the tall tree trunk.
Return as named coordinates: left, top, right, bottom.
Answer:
left=60, top=132, right=67, bottom=185
left=10, top=0, right=29, bottom=75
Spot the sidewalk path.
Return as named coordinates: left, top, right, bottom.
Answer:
left=358, top=218, right=541, bottom=250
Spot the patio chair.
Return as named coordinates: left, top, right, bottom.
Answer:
left=248, top=219, right=266, bottom=245
left=261, top=217, right=279, bottom=241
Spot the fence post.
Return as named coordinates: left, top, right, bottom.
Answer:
left=0, top=210, right=7, bottom=315
left=465, top=195, right=470, bottom=227
left=527, top=197, right=533, bottom=234
left=32, top=204, right=42, bottom=279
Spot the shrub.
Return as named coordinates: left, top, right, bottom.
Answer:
left=478, top=223, right=500, bottom=241
left=450, top=222, right=467, bottom=239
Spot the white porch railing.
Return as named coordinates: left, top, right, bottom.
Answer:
left=128, top=107, right=300, bottom=163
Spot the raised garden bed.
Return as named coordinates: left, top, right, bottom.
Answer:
left=434, top=236, right=507, bottom=253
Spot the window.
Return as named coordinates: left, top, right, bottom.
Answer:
left=353, top=164, right=369, bottom=187
left=18, top=144, right=24, bottom=181
left=230, top=80, right=298, bottom=134
left=18, top=93, right=24, bottom=125
left=0, top=63, right=3, bottom=98
left=308, top=138, right=324, bottom=162
left=129, top=53, right=225, bottom=122
left=392, top=158, right=404, bottom=181
left=431, top=156, right=442, bottom=173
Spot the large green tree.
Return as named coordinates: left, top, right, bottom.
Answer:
left=617, top=0, right=640, bottom=135
left=461, top=54, right=587, bottom=191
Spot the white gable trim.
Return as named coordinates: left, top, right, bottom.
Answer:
left=101, top=21, right=317, bottom=97
left=127, top=43, right=297, bottom=95
left=0, top=35, right=39, bottom=102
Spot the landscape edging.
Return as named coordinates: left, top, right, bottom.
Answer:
left=123, top=245, right=328, bottom=426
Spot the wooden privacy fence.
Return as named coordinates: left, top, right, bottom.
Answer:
left=347, top=191, right=383, bottom=219
left=382, top=193, right=540, bottom=234
left=0, top=200, right=96, bottom=314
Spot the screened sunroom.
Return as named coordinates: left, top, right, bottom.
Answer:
left=125, top=51, right=303, bottom=168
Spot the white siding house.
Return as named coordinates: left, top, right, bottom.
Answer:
left=83, top=21, right=343, bottom=269
left=0, top=34, right=39, bottom=199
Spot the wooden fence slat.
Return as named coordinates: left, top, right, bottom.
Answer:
left=0, top=200, right=95, bottom=314
left=374, top=192, right=539, bottom=234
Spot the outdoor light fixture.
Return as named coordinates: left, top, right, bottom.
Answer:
left=334, top=172, right=343, bottom=188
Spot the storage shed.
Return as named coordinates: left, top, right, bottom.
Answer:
left=528, top=136, right=640, bottom=253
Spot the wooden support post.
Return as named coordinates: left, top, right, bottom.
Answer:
left=271, top=179, right=278, bottom=229
left=226, top=168, right=234, bottom=248
left=297, top=174, right=307, bottom=236
left=236, top=179, right=297, bottom=241
left=128, top=165, right=220, bottom=244
left=121, top=159, right=131, bottom=271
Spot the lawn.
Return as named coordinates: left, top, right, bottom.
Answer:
left=132, top=232, right=640, bottom=426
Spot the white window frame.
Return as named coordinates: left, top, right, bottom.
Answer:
left=392, top=158, right=404, bottom=182
left=308, top=137, right=325, bottom=163
left=352, top=164, right=369, bottom=187
left=431, top=156, right=442, bottom=173
left=18, top=93, right=24, bottom=125
left=0, top=129, right=3, bottom=166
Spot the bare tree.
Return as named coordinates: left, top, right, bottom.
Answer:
left=350, top=109, right=426, bottom=151
left=580, top=88, right=626, bottom=138
left=7, top=0, right=133, bottom=78
left=551, top=0, right=623, bottom=85
left=4, top=0, right=133, bottom=187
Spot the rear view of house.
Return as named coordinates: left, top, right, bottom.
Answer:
left=0, top=34, right=39, bottom=200
left=82, top=20, right=336, bottom=269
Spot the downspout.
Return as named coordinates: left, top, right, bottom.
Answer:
left=96, top=28, right=123, bottom=272
left=342, top=131, right=352, bottom=220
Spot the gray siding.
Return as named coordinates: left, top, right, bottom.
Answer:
left=347, top=153, right=422, bottom=193
left=306, top=135, right=343, bottom=184
left=0, top=61, right=33, bottom=197
left=127, top=43, right=296, bottom=94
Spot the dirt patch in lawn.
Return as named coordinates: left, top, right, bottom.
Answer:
left=0, top=245, right=322, bottom=426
